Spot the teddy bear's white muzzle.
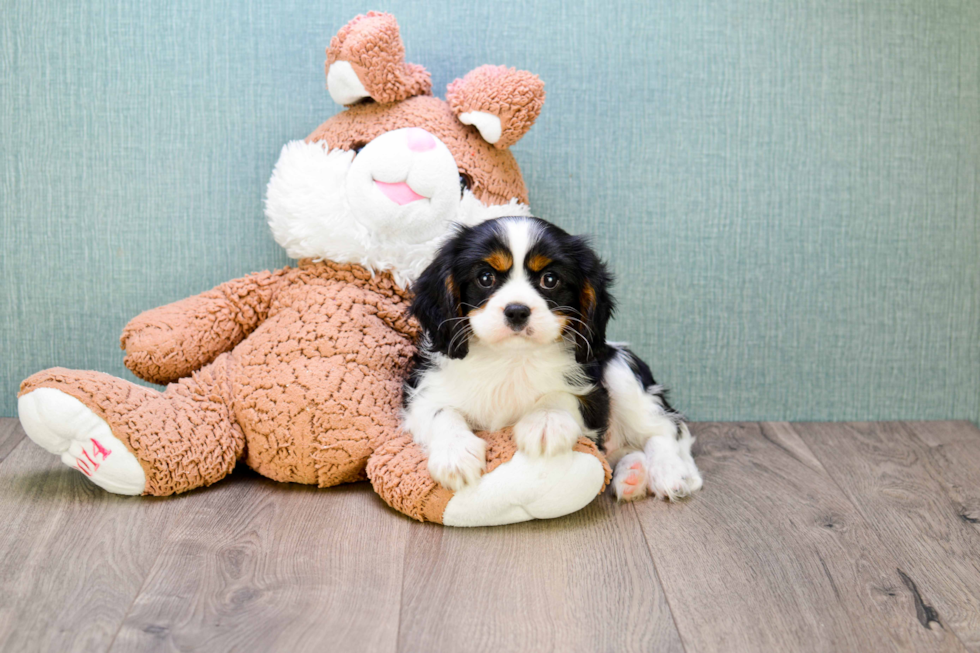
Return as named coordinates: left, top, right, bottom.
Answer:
left=347, top=127, right=462, bottom=246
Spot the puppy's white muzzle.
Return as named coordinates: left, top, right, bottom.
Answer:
left=471, top=279, right=563, bottom=347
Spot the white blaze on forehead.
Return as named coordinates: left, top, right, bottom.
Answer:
left=494, top=217, right=543, bottom=307
left=497, top=217, right=541, bottom=281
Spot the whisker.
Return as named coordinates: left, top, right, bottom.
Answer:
left=547, top=301, right=584, bottom=317
left=436, top=316, right=470, bottom=330
left=561, top=315, right=594, bottom=337
left=448, top=323, right=473, bottom=353
left=546, top=301, right=593, bottom=336
left=563, top=324, right=592, bottom=360
left=544, top=300, right=592, bottom=329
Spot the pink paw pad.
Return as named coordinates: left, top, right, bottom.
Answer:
left=612, top=454, right=649, bottom=502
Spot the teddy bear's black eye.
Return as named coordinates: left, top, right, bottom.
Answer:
left=459, top=172, right=474, bottom=196
left=477, top=270, right=495, bottom=288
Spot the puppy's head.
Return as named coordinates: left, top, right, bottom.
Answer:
left=411, top=216, right=613, bottom=362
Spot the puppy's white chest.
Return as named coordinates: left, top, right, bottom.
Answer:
left=437, top=344, right=584, bottom=431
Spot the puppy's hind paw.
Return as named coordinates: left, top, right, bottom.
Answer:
left=426, top=432, right=487, bottom=491
left=646, top=445, right=701, bottom=501
left=611, top=452, right=649, bottom=502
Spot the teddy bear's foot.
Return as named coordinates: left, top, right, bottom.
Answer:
left=441, top=448, right=606, bottom=527
left=18, top=388, right=146, bottom=495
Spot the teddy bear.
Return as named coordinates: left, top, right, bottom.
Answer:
left=17, top=12, right=610, bottom=527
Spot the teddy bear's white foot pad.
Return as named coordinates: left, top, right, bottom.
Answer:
left=441, top=450, right=606, bottom=527
left=18, top=388, right=146, bottom=495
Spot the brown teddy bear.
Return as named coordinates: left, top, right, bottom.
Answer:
left=17, top=12, right=610, bottom=526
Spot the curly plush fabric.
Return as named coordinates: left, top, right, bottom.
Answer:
left=20, top=360, right=244, bottom=496
left=18, top=12, right=610, bottom=525
left=327, top=11, right=431, bottom=104
left=367, top=432, right=456, bottom=523
left=121, top=269, right=289, bottom=385
left=21, top=260, right=419, bottom=494
left=368, top=428, right=612, bottom=523
left=367, top=428, right=520, bottom=523
left=447, top=66, right=546, bottom=150
left=307, top=95, right=529, bottom=206
left=20, top=259, right=610, bottom=513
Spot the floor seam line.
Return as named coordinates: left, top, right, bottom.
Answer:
left=629, top=500, right=690, bottom=653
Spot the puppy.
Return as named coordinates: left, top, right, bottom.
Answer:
left=403, top=216, right=702, bottom=501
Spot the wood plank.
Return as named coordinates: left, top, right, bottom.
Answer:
left=0, top=417, right=25, bottom=465
left=110, top=473, right=409, bottom=653
left=634, top=422, right=963, bottom=653
left=398, top=491, right=683, bottom=653
left=903, top=422, right=980, bottom=532
left=794, top=421, right=980, bottom=650
left=0, top=425, right=177, bottom=652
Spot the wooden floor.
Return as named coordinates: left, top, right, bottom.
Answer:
left=1, top=419, right=979, bottom=652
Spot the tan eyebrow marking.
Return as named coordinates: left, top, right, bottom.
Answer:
left=527, top=253, right=552, bottom=272
left=484, top=251, right=513, bottom=272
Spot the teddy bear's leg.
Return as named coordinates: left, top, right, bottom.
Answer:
left=18, top=355, right=245, bottom=496
left=368, top=430, right=612, bottom=526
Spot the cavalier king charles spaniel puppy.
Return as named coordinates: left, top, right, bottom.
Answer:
left=403, top=216, right=702, bottom=501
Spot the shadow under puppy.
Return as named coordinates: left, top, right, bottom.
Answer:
left=404, top=216, right=702, bottom=501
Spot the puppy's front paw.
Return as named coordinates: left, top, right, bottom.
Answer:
left=427, top=432, right=487, bottom=491
left=514, top=410, right=582, bottom=457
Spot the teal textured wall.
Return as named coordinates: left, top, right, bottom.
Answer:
left=2, top=0, right=978, bottom=422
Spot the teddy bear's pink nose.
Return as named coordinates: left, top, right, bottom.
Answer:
left=406, top=128, right=436, bottom=152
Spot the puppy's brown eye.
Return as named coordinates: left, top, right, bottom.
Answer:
left=351, top=142, right=367, bottom=154
left=478, top=270, right=495, bottom=288
left=540, top=272, right=559, bottom=289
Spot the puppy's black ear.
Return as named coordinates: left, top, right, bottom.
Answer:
left=410, top=244, right=470, bottom=359
left=574, top=239, right=614, bottom=364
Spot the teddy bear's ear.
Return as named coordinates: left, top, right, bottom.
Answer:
left=326, top=12, right=432, bottom=106
left=446, top=66, right=545, bottom=149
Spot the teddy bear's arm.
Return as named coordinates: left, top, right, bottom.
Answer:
left=120, top=269, right=288, bottom=385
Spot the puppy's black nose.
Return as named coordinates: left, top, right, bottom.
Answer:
left=504, top=303, right=531, bottom=330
